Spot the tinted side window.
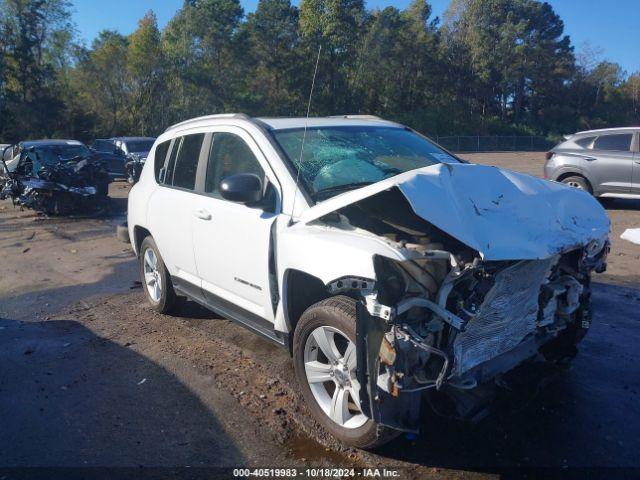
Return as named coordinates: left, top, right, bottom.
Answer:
left=153, top=140, right=171, bottom=183
left=171, top=133, right=205, bottom=190
left=164, top=138, right=181, bottom=185
left=593, top=134, right=632, bottom=152
left=204, top=133, right=265, bottom=197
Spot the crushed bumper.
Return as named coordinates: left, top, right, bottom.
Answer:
left=355, top=252, right=600, bottom=432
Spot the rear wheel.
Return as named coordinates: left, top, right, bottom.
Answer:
left=139, top=236, right=181, bottom=314
left=561, top=175, right=592, bottom=194
left=292, top=296, right=398, bottom=449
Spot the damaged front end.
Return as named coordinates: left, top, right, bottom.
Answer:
left=304, top=164, right=611, bottom=432
left=0, top=148, right=110, bottom=215
left=355, top=239, right=608, bottom=431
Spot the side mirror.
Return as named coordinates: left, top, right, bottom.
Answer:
left=220, top=173, right=263, bottom=204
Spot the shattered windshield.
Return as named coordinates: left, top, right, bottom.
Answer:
left=31, top=144, right=91, bottom=164
left=126, top=140, right=154, bottom=153
left=271, top=126, right=458, bottom=201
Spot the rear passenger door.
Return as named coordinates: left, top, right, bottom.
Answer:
left=147, top=132, right=207, bottom=284
left=589, top=133, right=634, bottom=194
left=191, top=127, right=280, bottom=332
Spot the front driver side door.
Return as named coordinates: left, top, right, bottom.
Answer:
left=589, top=133, right=634, bottom=194
left=191, top=128, right=281, bottom=337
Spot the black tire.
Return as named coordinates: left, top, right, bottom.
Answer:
left=561, top=175, right=592, bottom=194
left=139, top=236, right=180, bottom=314
left=293, top=295, right=399, bottom=449
left=598, top=197, right=615, bottom=208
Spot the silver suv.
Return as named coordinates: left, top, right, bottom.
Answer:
left=544, top=127, right=640, bottom=198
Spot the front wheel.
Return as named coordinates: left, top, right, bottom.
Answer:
left=292, top=296, right=398, bottom=449
left=139, top=236, right=181, bottom=314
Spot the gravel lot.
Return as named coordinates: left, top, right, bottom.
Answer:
left=1, top=152, right=638, bottom=478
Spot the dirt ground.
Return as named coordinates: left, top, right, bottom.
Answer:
left=1, top=152, right=639, bottom=478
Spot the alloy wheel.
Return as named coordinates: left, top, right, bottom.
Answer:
left=303, top=326, right=367, bottom=429
left=143, top=248, right=162, bottom=302
left=566, top=180, right=584, bottom=190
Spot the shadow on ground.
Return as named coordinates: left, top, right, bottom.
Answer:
left=0, top=257, right=138, bottom=321
left=601, top=198, right=640, bottom=212
left=0, top=317, right=244, bottom=467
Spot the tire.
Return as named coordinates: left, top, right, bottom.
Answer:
left=293, top=295, right=399, bottom=449
left=598, top=197, right=615, bottom=208
left=561, top=175, right=592, bottom=194
left=139, top=236, right=180, bottom=314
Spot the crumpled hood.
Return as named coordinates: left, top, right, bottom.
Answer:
left=300, top=163, right=610, bottom=261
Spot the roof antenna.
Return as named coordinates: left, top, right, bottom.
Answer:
left=289, top=44, right=322, bottom=226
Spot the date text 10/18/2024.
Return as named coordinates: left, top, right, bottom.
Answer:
left=233, top=468, right=402, bottom=478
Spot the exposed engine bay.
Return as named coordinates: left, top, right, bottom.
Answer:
left=0, top=146, right=110, bottom=215
left=317, top=187, right=609, bottom=432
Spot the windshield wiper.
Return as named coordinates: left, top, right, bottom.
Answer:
left=311, top=181, right=374, bottom=200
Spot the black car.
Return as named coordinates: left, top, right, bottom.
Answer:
left=0, top=139, right=111, bottom=215
left=90, top=139, right=127, bottom=179
left=91, top=137, right=156, bottom=183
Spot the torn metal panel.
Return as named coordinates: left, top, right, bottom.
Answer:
left=452, top=258, right=556, bottom=376
left=355, top=301, right=422, bottom=433
left=299, top=163, right=610, bottom=261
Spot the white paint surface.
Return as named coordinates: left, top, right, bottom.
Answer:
left=621, top=228, right=640, bottom=245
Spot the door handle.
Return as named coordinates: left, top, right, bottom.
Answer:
left=194, top=209, right=212, bottom=221
left=583, top=156, right=597, bottom=161
left=635, top=161, right=640, bottom=165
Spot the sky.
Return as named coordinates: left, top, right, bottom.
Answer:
left=73, top=0, right=639, bottom=74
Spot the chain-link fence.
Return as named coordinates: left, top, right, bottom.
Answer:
left=433, top=135, right=554, bottom=153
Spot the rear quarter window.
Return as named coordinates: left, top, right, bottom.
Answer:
left=593, top=134, right=633, bottom=152
left=574, top=136, right=595, bottom=148
left=169, top=133, right=205, bottom=190
left=153, top=140, right=171, bottom=183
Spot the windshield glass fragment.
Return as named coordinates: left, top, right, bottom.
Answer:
left=272, top=126, right=458, bottom=201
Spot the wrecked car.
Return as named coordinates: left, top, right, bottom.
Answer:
left=1, top=140, right=110, bottom=215
left=127, top=114, right=610, bottom=448
left=116, top=137, right=156, bottom=184
left=91, top=137, right=156, bottom=183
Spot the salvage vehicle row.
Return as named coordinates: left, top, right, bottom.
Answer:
left=0, top=136, right=156, bottom=215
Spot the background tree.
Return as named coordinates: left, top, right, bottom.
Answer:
left=0, top=0, right=638, bottom=143
left=71, top=31, right=129, bottom=136
left=299, top=0, right=366, bottom=113
left=242, top=0, right=303, bottom=115
left=126, top=11, right=165, bottom=135
left=0, top=0, right=75, bottom=140
left=162, top=0, right=245, bottom=123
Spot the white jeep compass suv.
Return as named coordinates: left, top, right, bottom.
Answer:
left=128, top=114, right=609, bottom=448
